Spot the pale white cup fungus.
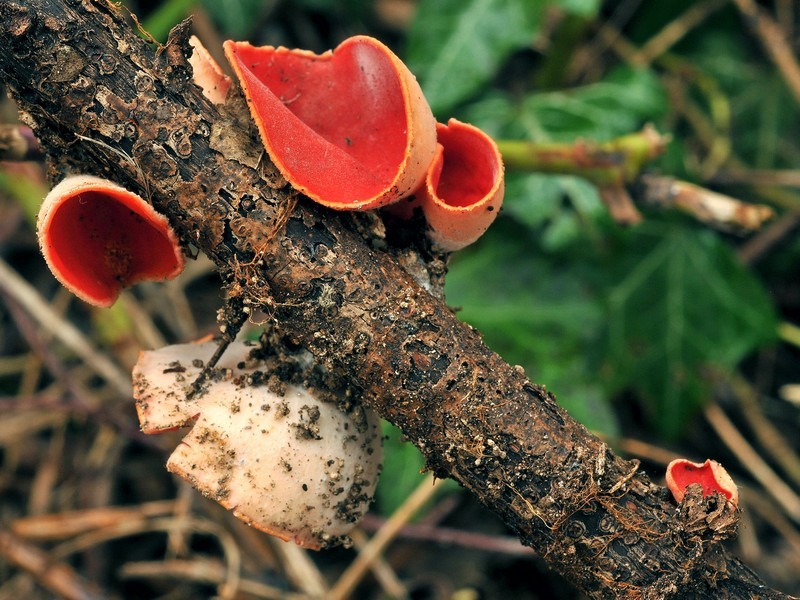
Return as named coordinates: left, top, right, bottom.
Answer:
left=133, top=340, right=382, bottom=549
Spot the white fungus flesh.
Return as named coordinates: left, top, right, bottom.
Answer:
left=132, top=341, right=383, bottom=549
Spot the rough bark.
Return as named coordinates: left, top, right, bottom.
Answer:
left=0, top=1, right=793, bottom=598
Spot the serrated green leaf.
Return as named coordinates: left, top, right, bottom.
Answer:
left=502, top=174, right=565, bottom=229
left=501, top=174, right=608, bottom=248
left=518, top=66, right=666, bottom=142
left=598, top=223, right=778, bottom=438
left=407, top=0, right=547, bottom=115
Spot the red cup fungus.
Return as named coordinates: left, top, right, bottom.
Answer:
left=223, top=35, right=437, bottom=211
left=417, top=119, right=505, bottom=251
left=189, top=35, right=231, bottom=105
left=38, top=176, right=184, bottom=308
left=665, top=458, right=739, bottom=507
left=133, top=340, right=383, bottom=549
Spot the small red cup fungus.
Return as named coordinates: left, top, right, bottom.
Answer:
left=665, top=458, right=739, bottom=507
left=417, top=118, right=505, bottom=251
left=37, top=175, right=185, bottom=307
left=133, top=340, right=383, bottom=549
left=223, top=35, right=437, bottom=210
left=189, top=35, right=231, bottom=105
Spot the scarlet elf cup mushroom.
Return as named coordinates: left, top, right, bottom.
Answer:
left=188, top=35, right=231, bottom=105
left=133, top=340, right=383, bottom=549
left=417, top=119, right=505, bottom=251
left=665, top=458, right=739, bottom=507
left=37, top=175, right=185, bottom=307
left=37, top=41, right=233, bottom=307
left=223, top=35, right=438, bottom=210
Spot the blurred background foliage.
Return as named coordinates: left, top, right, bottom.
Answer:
left=2, top=0, right=800, bottom=597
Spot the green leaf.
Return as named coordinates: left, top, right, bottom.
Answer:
left=461, top=66, right=665, bottom=143
left=554, top=0, right=601, bottom=17
left=141, top=0, right=197, bottom=42
left=502, top=174, right=565, bottom=229
left=375, top=421, right=459, bottom=515
left=407, top=0, right=547, bottom=115
left=445, top=222, right=617, bottom=434
left=499, top=173, right=609, bottom=249
left=517, top=66, right=666, bottom=142
left=200, top=0, right=266, bottom=39
left=374, top=421, right=425, bottom=514
left=597, top=223, right=778, bottom=438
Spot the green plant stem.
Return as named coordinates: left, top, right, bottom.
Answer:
left=497, top=126, right=669, bottom=186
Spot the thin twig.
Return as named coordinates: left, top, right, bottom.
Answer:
left=0, top=257, right=131, bottom=396
left=704, top=402, right=800, bottom=523
left=328, top=474, right=442, bottom=600
left=359, top=514, right=536, bottom=557
left=632, top=0, right=727, bottom=66
left=714, top=169, right=800, bottom=188
left=0, top=531, right=107, bottom=600
left=119, top=558, right=312, bottom=600
left=742, top=488, right=800, bottom=561
left=350, top=529, right=409, bottom=599
left=730, top=0, right=800, bottom=105
left=728, top=373, right=800, bottom=490
left=639, top=175, right=774, bottom=233
left=498, top=125, right=669, bottom=186
left=12, top=501, right=177, bottom=540
left=737, top=212, right=800, bottom=265
left=267, top=538, right=329, bottom=598
left=50, top=516, right=242, bottom=600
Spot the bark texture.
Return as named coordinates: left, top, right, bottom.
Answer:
left=0, top=1, right=792, bottom=597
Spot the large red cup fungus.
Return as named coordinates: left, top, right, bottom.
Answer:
left=133, top=340, right=383, bottom=549
left=417, top=119, right=505, bottom=251
left=665, top=458, right=739, bottom=507
left=223, top=35, right=437, bottom=210
left=37, top=175, right=185, bottom=307
left=188, top=35, right=231, bottom=105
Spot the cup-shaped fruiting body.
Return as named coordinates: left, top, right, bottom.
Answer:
left=223, top=35, right=437, bottom=211
left=133, top=341, right=383, bottom=549
left=665, top=458, right=739, bottom=507
left=37, top=175, right=185, bottom=307
left=417, top=119, right=505, bottom=251
left=189, top=35, right=231, bottom=105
